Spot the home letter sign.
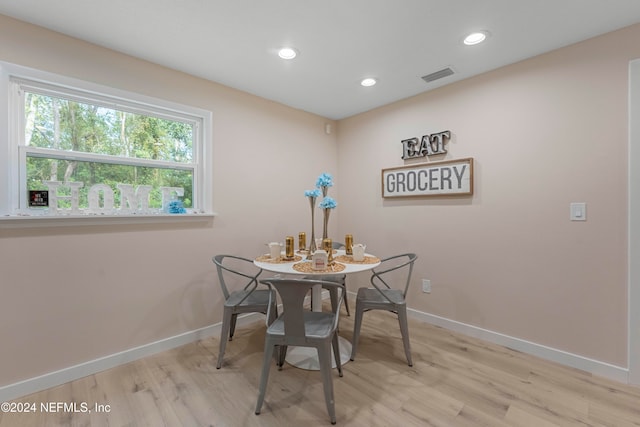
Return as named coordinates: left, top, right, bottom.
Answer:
left=40, top=181, right=185, bottom=215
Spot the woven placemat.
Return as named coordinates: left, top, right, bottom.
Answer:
left=255, top=254, right=303, bottom=263
left=334, top=255, right=381, bottom=264
left=292, top=261, right=346, bottom=274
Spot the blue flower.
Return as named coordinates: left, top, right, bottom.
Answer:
left=166, top=200, right=186, bottom=214
left=319, top=197, right=337, bottom=209
left=304, top=189, right=322, bottom=198
left=316, top=173, right=333, bottom=188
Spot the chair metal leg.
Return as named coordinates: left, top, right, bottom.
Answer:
left=268, top=302, right=278, bottom=325
left=216, top=308, right=232, bottom=369
left=255, top=340, right=275, bottom=415
left=350, top=302, right=364, bottom=361
left=343, top=287, right=350, bottom=316
left=277, top=345, right=287, bottom=370
left=317, top=342, right=337, bottom=424
left=320, top=281, right=350, bottom=316
left=229, top=313, right=238, bottom=340
left=329, top=288, right=338, bottom=312
left=397, top=306, right=413, bottom=367
left=331, top=332, right=343, bottom=377
left=334, top=284, right=350, bottom=316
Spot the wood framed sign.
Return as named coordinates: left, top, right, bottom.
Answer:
left=382, top=158, right=473, bottom=198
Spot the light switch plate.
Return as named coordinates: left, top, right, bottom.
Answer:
left=422, top=279, right=431, bottom=293
left=570, top=202, right=586, bottom=221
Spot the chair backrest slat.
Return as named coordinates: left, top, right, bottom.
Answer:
left=213, top=254, right=262, bottom=302
left=275, top=281, right=309, bottom=337
left=370, top=253, right=418, bottom=301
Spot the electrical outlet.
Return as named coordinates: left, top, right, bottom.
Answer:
left=422, top=279, right=431, bottom=293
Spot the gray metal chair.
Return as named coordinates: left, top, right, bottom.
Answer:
left=255, top=278, right=344, bottom=425
left=213, top=254, right=277, bottom=369
left=306, top=241, right=350, bottom=316
left=350, top=253, right=417, bottom=366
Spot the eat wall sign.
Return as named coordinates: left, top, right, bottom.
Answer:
left=400, top=130, right=450, bottom=160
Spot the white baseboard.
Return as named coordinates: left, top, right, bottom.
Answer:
left=408, top=308, right=630, bottom=384
left=0, top=313, right=261, bottom=403
left=1, top=302, right=630, bottom=402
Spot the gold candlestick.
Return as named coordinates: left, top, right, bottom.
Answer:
left=285, top=236, right=294, bottom=259
left=345, top=234, right=353, bottom=255
left=299, top=232, right=306, bottom=252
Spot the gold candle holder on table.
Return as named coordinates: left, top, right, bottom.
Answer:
left=323, top=238, right=334, bottom=264
left=298, top=232, right=306, bottom=252
left=285, top=236, right=294, bottom=259
left=345, top=234, right=353, bottom=255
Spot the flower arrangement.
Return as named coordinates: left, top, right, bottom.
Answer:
left=304, top=189, right=321, bottom=198
left=304, top=173, right=338, bottom=254
left=319, top=196, right=337, bottom=209
left=316, top=173, right=334, bottom=190
left=304, top=188, right=321, bottom=255
left=165, top=200, right=186, bottom=214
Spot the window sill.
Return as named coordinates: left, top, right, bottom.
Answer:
left=0, top=212, right=216, bottom=228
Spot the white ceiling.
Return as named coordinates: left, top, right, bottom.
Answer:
left=2, top=0, right=640, bottom=120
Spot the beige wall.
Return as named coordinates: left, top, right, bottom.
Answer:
left=0, top=15, right=337, bottom=387
left=1, top=13, right=638, bottom=393
left=338, top=24, right=640, bottom=368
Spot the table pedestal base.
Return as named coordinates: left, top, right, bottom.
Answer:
left=284, top=336, right=351, bottom=370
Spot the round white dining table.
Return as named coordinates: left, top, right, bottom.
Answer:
left=253, top=249, right=380, bottom=370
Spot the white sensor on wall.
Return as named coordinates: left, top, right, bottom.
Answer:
left=570, top=202, right=586, bottom=221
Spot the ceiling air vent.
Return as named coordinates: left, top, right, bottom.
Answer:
left=421, top=67, right=454, bottom=83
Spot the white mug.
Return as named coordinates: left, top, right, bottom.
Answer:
left=352, top=243, right=366, bottom=261
left=268, top=242, right=283, bottom=260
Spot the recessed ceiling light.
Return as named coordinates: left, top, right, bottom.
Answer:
left=278, top=47, right=297, bottom=59
left=361, top=78, right=377, bottom=87
left=463, top=31, right=489, bottom=46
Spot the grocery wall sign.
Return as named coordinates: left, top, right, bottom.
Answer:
left=381, top=158, right=473, bottom=198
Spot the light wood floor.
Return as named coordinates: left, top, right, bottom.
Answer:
left=2, top=304, right=640, bottom=426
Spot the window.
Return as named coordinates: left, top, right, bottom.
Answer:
left=0, top=62, right=212, bottom=221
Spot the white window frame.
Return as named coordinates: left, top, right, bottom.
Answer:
left=0, top=61, right=213, bottom=226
